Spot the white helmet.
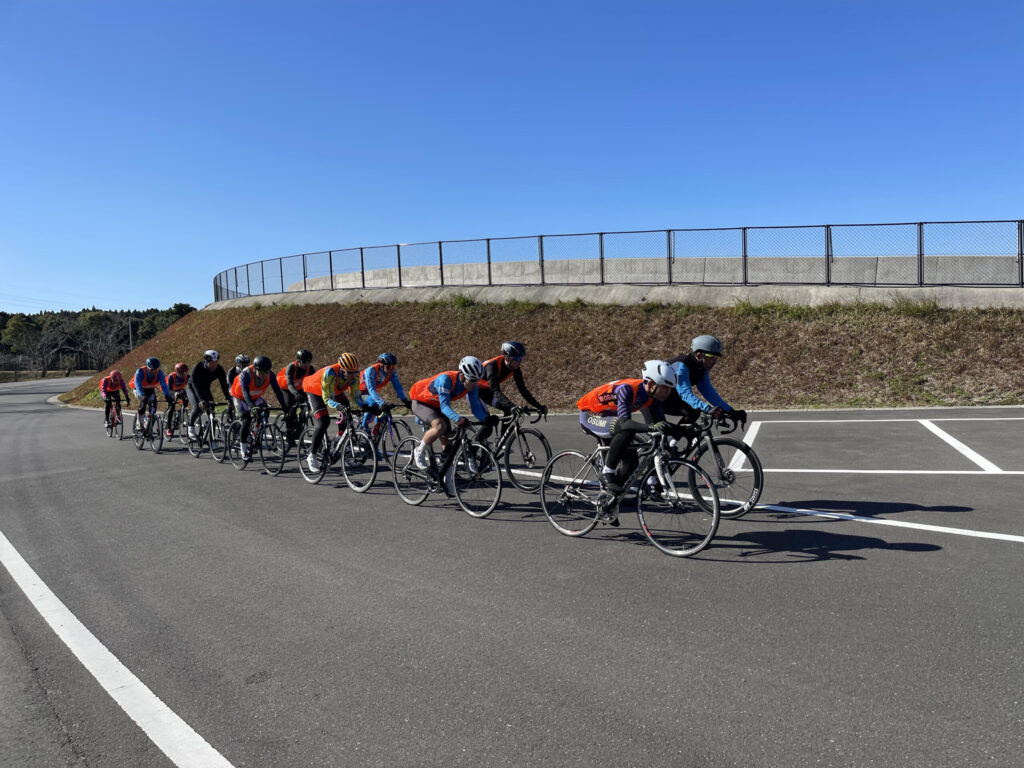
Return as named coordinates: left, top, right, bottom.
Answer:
left=641, top=360, right=677, bottom=389
left=458, top=355, right=484, bottom=381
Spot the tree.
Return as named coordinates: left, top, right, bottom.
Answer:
left=77, top=311, right=127, bottom=371
left=1, top=314, right=40, bottom=369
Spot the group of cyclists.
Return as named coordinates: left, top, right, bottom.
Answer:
left=97, top=335, right=747, bottom=523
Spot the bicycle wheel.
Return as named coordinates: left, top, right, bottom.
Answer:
left=186, top=415, right=204, bottom=457
left=690, top=437, right=764, bottom=519
left=226, top=422, right=249, bottom=469
left=148, top=414, right=164, bottom=454
left=379, top=417, right=412, bottom=468
left=341, top=429, right=378, bottom=492
left=391, top=435, right=430, bottom=505
left=132, top=413, right=145, bottom=450
left=105, top=412, right=115, bottom=439
left=211, top=418, right=230, bottom=463
left=636, top=459, right=720, bottom=557
left=259, top=423, right=288, bottom=476
left=503, top=427, right=552, bottom=494
left=452, top=441, right=501, bottom=518
left=540, top=450, right=601, bottom=537
left=297, top=426, right=328, bottom=484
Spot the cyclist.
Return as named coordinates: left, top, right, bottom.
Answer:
left=163, top=363, right=191, bottom=437
left=408, top=356, right=495, bottom=474
left=301, top=352, right=368, bottom=473
left=99, top=369, right=131, bottom=427
left=576, top=360, right=679, bottom=525
left=276, top=349, right=315, bottom=444
left=186, top=349, right=231, bottom=440
left=475, top=341, right=547, bottom=445
left=133, top=357, right=172, bottom=429
left=229, top=355, right=287, bottom=460
left=359, top=352, right=412, bottom=431
left=664, top=335, right=746, bottom=426
left=224, top=354, right=250, bottom=422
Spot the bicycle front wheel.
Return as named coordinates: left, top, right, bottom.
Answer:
left=379, top=417, right=412, bottom=468
left=636, top=459, right=720, bottom=557
left=690, top=437, right=764, bottom=519
left=148, top=415, right=164, bottom=454
left=211, top=418, right=230, bottom=463
left=503, top=427, right=552, bottom=494
left=341, top=429, right=378, bottom=492
left=226, top=422, right=248, bottom=469
left=259, top=423, right=287, bottom=476
left=132, top=414, right=145, bottom=450
left=297, top=426, right=327, bottom=484
left=453, top=442, right=501, bottom=518
left=540, top=450, right=601, bottom=537
left=391, top=435, right=430, bottom=505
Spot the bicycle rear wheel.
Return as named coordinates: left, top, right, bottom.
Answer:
left=636, top=459, right=719, bottom=557
left=296, top=426, right=328, bottom=484
left=690, top=437, right=763, bottom=519
left=503, top=427, right=552, bottom=494
left=391, top=435, right=430, bottom=505
left=453, top=442, right=501, bottom=518
left=379, top=417, right=412, bottom=468
left=540, top=450, right=601, bottom=536
left=341, top=429, right=378, bottom=492
left=259, top=423, right=287, bottom=476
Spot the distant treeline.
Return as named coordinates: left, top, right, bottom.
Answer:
left=0, top=303, right=196, bottom=375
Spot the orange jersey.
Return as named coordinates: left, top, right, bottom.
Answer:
left=409, top=370, right=461, bottom=408
left=302, top=364, right=356, bottom=400
left=230, top=366, right=273, bottom=399
left=576, top=378, right=649, bottom=414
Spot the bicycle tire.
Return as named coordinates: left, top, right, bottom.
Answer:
left=259, top=423, right=287, bottom=476
left=391, top=435, right=430, bottom=505
left=636, top=459, right=720, bottom=557
left=296, top=426, right=328, bottom=484
left=226, top=422, right=249, bottom=469
left=211, top=418, right=230, bottom=463
left=148, top=414, right=164, bottom=454
left=186, top=414, right=204, bottom=457
left=540, top=450, right=601, bottom=537
left=113, top=409, right=124, bottom=440
left=378, top=417, right=412, bottom=469
left=132, top=413, right=145, bottom=450
left=689, top=436, right=763, bottom=520
left=503, top=427, right=552, bottom=494
left=453, top=441, right=502, bottom=518
left=341, top=429, right=378, bottom=492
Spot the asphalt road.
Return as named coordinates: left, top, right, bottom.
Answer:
left=2, top=377, right=1022, bottom=767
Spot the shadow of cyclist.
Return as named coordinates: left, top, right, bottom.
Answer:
left=751, top=498, right=972, bottom=522
left=703, top=527, right=942, bottom=563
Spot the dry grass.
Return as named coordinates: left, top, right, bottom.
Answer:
left=60, top=298, right=1024, bottom=411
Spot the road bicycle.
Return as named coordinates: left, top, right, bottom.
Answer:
left=225, top=405, right=287, bottom=475
left=481, top=407, right=551, bottom=493
left=391, top=421, right=502, bottom=518
left=104, top=398, right=125, bottom=440
left=540, top=430, right=720, bottom=557
left=296, top=408, right=378, bottom=491
left=677, top=413, right=764, bottom=520
left=274, top=398, right=313, bottom=445
left=163, top=392, right=190, bottom=443
left=131, top=396, right=164, bottom=454
left=363, top=402, right=413, bottom=468
left=187, top=400, right=227, bottom=459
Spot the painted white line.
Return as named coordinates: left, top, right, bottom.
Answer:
left=919, top=419, right=1002, bottom=472
left=0, top=530, right=235, bottom=768
left=762, top=416, right=1024, bottom=424
left=763, top=468, right=1024, bottom=475
left=728, top=421, right=760, bottom=471
left=756, top=503, right=1024, bottom=544
left=0, top=467, right=89, bottom=484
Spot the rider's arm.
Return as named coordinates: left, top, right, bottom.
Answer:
left=511, top=367, right=543, bottom=410
left=363, top=365, right=385, bottom=407
left=286, top=363, right=302, bottom=397
left=268, top=376, right=287, bottom=409
left=694, top=375, right=730, bottom=412
left=483, top=359, right=515, bottom=412
left=349, top=380, right=368, bottom=409
left=157, top=371, right=171, bottom=397
left=133, top=369, right=144, bottom=395
left=216, top=366, right=230, bottom=401
left=389, top=370, right=408, bottom=402
left=434, top=374, right=462, bottom=423
left=467, top=387, right=489, bottom=422
left=614, top=381, right=638, bottom=421
left=673, top=362, right=717, bottom=414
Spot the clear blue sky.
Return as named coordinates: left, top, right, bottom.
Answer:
left=2, top=0, right=1021, bottom=313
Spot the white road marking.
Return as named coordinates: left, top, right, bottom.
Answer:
left=755, top=503, right=1024, bottom=544
left=0, top=530, right=235, bottom=768
left=764, top=468, right=1024, bottom=475
left=762, top=416, right=1024, bottom=423
left=0, top=467, right=89, bottom=484
left=728, top=421, right=760, bottom=471
left=919, top=419, right=1002, bottom=472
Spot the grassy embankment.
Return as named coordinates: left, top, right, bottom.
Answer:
left=60, top=296, right=1024, bottom=411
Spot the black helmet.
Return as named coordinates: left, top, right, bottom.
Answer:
left=234, top=354, right=250, bottom=367
left=378, top=352, right=397, bottom=366
left=253, top=355, right=272, bottom=373
left=501, top=341, right=526, bottom=361
left=296, top=349, right=313, bottom=364
left=145, top=356, right=161, bottom=369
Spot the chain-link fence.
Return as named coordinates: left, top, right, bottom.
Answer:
left=213, top=220, right=1024, bottom=302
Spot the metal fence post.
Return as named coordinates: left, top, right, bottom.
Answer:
left=917, top=223, right=924, bottom=286
left=438, top=241, right=445, bottom=287
left=1018, top=220, right=1023, bottom=287
left=741, top=228, right=748, bottom=285
left=360, top=248, right=365, bottom=289
left=599, top=233, right=605, bottom=285
left=329, top=251, right=334, bottom=290
left=397, top=245, right=403, bottom=288
left=302, top=253, right=308, bottom=292
left=261, top=260, right=266, bottom=295
left=666, top=230, right=673, bottom=284
left=825, top=225, right=832, bottom=286
left=279, top=259, right=284, bottom=293
left=538, top=236, right=545, bottom=285
left=486, top=239, right=492, bottom=286
left=234, top=267, right=239, bottom=297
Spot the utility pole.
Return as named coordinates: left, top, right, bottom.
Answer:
left=127, top=316, right=133, bottom=351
